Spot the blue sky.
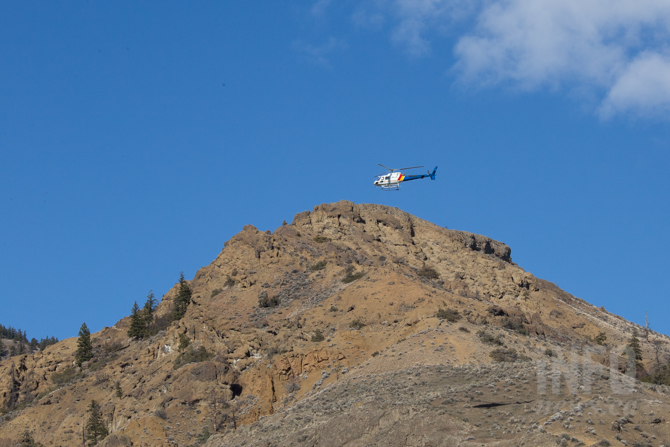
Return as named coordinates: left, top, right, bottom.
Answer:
left=1, top=1, right=669, bottom=340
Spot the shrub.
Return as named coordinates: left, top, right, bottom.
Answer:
left=640, top=364, right=670, bottom=386
left=342, top=266, right=365, bottom=284
left=350, top=318, right=366, bottom=330
left=155, top=408, right=167, bottom=420
left=258, top=291, right=280, bottom=308
left=594, top=332, right=607, bottom=345
left=309, top=260, right=327, bottom=271
left=435, top=308, right=461, bottom=322
left=51, top=367, right=83, bottom=386
left=490, top=348, right=529, bottom=363
left=372, top=351, right=379, bottom=357
left=311, top=330, right=325, bottom=342
left=173, top=346, right=214, bottom=370
left=477, top=330, right=505, bottom=346
left=545, top=348, right=554, bottom=357
left=146, top=313, right=171, bottom=336
left=458, top=326, right=470, bottom=333
left=224, top=276, right=235, bottom=287
left=211, top=288, right=223, bottom=298
left=102, top=341, right=123, bottom=354
left=178, top=333, right=190, bottom=352
left=502, top=317, right=528, bottom=336
left=329, top=305, right=338, bottom=312
left=313, top=235, right=331, bottom=243
left=417, top=266, right=439, bottom=279
left=285, top=380, right=300, bottom=393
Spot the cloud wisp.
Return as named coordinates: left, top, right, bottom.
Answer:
left=294, top=37, right=347, bottom=68
left=355, top=0, right=670, bottom=118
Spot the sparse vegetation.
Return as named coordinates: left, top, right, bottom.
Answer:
left=594, top=332, right=607, bottom=345
left=20, top=429, right=43, bottom=447
left=225, top=276, right=235, bottom=287
left=458, top=326, right=470, bottom=333
left=342, top=265, right=365, bottom=284
left=545, top=348, right=554, bottom=357
left=258, top=290, right=280, bottom=308
left=489, top=348, right=530, bottom=363
left=286, top=380, right=300, bottom=393
left=641, top=364, right=670, bottom=386
left=309, top=260, right=327, bottom=271
left=329, top=305, right=338, bottom=312
left=501, top=317, right=528, bottom=336
left=195, top=426, right=212, bottom=445
left=173, top=346, right=214, bottom=370
left=477, top=330, right=505, bottom=346
left=435, top=308, right=461, bottom=322
left=115, top=381, right=123, bottom=398
left=178, top=333, right=191, bottom=352
left=211, top=288, right=223, bottom=298
left=350, top=318, right=366, bottom=330
left=51, top=367, right=83, bottom=386
left=311, top=330, right=325, bottom=342
left=313, top=235, right=331, bottom=243
left=417, top=265, right=440, bottom=279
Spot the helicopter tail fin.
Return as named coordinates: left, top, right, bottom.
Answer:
left=429, top=166, right=437, bottom=180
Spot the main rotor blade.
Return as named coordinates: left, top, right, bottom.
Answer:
left=396, top=165, right=424, bottom=171
left=377, top=164, right=394, bottom=171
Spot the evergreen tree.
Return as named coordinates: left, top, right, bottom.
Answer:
left=76, top=323, right=94, bottom=367
left=143, top=290, right=157, bottom=329
left=127, top=302, right=145, bottom=339
left=627, top=328, right=644, bottom=375
left=29, top=338, right=38, bottom=352
left=171, top=272, right=192, bottom=321
left=85, top=400, right=108, bottom=445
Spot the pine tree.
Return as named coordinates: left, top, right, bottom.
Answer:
left=85, top=400, right=108, bottom=445
left=143, top=290, right=157, bottom=329
left=127, top=302, right=145, bottom=339
left=76, top=323, right=94, bottom=367
left=627, top=328, right=644, bottom=375
left=171, top=272, right=192, bottom=321
left=29, top=338, right=38, bottom=352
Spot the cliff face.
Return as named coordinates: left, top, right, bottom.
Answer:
left=1, top=201, right=669, bottom=447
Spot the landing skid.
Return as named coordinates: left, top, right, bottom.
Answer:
left=381, top=184, right=400, bottom=191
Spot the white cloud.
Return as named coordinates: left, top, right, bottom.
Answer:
left=356, top=0, right=670, bottom=118
left=600, top=52, right=670, bottom=118
left=311, top=0, right=333, bottom=17
left=294, top=37, right=347, bottom=67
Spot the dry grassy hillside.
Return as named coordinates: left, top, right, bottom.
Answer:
left=1, top=201, right=669, bottom=447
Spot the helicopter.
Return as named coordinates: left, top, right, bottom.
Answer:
left=374, top=164, right=437, bottom=190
